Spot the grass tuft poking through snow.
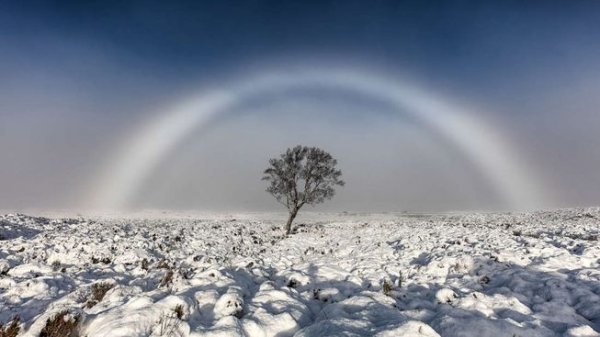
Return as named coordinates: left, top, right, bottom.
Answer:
left=50, top=260, right=61, bottom=272
left=40, top=311, right=80, bottom=337
left=159, top=269, right=175, bottom=288
left=86, top=282, right=114, bottom=308
left=153, top=305, right=185, bottom=337
left=173, top=304, right=184, bottom=320
left=382, top=279, right=393, bottom=296
left=0, top=316, right=20, bottom=337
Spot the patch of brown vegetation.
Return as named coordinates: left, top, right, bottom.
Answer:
left=382, top=279, right=393, bottom=296
left=40, top=311, right=80, bottom=337
left=159, top=270, right=174, bottom=288
left=85, top=282, right=114, bottom=308
left=0, top=316, right=20, bottom=337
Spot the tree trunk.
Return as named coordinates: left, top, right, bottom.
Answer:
left=285, top=209, right=298, bottom=235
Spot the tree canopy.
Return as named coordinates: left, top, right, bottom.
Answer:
left=263, top=145, right=344, bottom=234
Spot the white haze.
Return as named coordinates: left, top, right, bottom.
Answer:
left=1, top=53, right=600, bottom=212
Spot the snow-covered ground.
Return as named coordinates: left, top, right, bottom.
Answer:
left=1, top=209, right=600, bottom=336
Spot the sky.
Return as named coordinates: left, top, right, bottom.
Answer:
left=1, top=1, right=600, bottom=213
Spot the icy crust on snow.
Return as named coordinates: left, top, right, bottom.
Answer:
left=1, top=209, right=600, bottom=336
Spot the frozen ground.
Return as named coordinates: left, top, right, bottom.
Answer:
left=1, top=208, right=600, bottom=337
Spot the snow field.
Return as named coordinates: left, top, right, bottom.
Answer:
left=1, top=209, right=600, bottom=336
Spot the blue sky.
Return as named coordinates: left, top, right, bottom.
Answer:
left=1, top=1, right=600, bottom=211
left=4, top=1, right=600, bottom=95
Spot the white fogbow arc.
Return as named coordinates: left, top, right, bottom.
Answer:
left=91, top=67, right=544, bottom=210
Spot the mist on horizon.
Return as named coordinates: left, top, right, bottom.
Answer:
left=1, top=1, right=600, bottom=213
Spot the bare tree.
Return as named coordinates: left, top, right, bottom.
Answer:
left=262, top=145, right=344, bottom=235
